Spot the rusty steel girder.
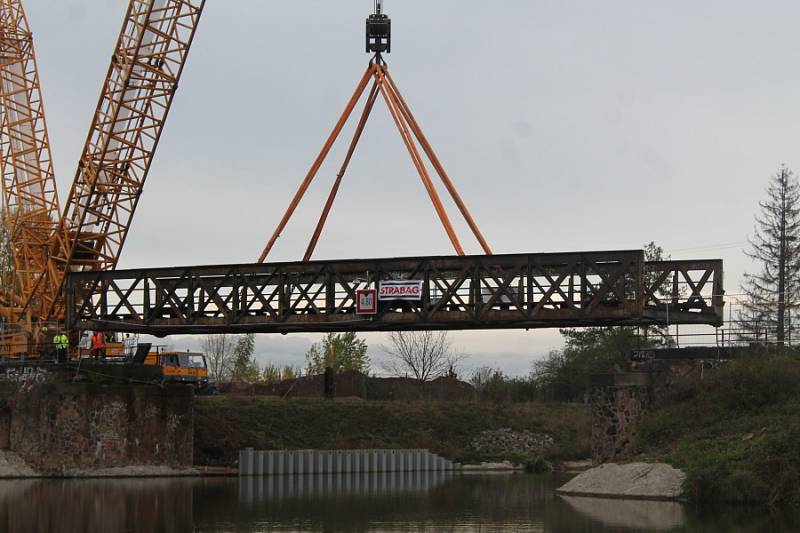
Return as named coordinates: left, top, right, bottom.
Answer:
left=65, top=251, right=724, bottom=336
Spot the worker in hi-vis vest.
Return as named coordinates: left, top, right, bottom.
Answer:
left=53, top=331, right=69, bottom=363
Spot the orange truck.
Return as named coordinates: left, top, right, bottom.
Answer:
left=142, top=349, right=213, bottom=392
left=75, top=334, right=213, bottom=392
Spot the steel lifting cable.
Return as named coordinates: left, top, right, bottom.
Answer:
left=304, top=80, right=381, bottom=261
left=259, top=57, right=492, bottom=262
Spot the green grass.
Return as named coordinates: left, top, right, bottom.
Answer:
left=636, top=356, right=800, bottom=504
left=194, top=398, right=590, bottom=468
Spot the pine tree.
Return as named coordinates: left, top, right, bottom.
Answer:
left=739, top=165, right=800, bottom=344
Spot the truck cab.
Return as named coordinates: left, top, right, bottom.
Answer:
left=144, top=349, right=211, bottom=390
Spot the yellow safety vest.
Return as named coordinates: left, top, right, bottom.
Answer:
left=54, top=334, right=69, bottom=349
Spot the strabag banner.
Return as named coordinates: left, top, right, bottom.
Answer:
left=378, top=280, right=423, bottom=301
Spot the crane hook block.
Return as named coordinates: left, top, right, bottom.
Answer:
left=366, top=1, right=391, bottom=54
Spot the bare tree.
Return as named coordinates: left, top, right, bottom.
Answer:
left=202, top=334, right=235, bottom=381
left=381, top=331, right=464, bottom=381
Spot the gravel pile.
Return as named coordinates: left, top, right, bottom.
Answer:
left=469, top=428, right=554, bottom=455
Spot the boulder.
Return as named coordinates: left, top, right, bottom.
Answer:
left=557, top=462, right=686, bottom=501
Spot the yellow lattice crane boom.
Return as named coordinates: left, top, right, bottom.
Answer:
left=0, top=0, right=61, bottom=329
left=0, top=0, right=205, bottom=355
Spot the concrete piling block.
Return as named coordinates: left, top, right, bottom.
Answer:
left=243, top=448, right=254, bottom=476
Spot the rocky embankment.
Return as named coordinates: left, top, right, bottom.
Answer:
left=0, top=450, right=197, bottom=478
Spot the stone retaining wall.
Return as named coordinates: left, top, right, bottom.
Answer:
left=591, top=384, right=650, bottom=465
left=591, top=359, right=721, bottom=465
left=0, top=367, right=193, bottom=475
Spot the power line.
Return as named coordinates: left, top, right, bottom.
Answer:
left=666, top=241, right=747, bottom=253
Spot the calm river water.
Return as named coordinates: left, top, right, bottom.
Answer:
left=0, top=473, right=797, bottom=532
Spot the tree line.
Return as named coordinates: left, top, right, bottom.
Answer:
left=202, top=329, right=464, bottom=385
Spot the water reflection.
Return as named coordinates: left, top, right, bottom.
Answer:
left=0, top=475, right=797, bottom=532
left=561, top=495, right=685, bottom=531
left=0, top=478, right=193, bottom=533
left=239, top=471, right=455, bottom=503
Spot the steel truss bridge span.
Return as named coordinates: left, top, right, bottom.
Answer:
left=65, top=251, right=723, bottom=336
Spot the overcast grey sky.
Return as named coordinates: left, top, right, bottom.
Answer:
left=22, top=1, right=800, bottom=375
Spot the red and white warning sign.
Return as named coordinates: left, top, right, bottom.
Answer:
left=356, top=289, right=378, bottom=315
left=378, top=280, right=423, bottom=301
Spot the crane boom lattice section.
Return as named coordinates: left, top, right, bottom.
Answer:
left=45, top=0, right=205, bottom=320
left=0, top=0, right=60, bottom=314
left=66, top=251, right=724, bottom=336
